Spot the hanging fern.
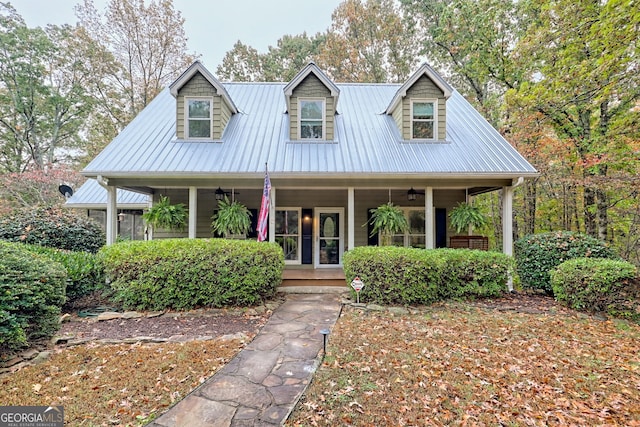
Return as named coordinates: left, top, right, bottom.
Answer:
left=211, top=196, right=252, bottom=237
left=366, top=202, right=409, bottom=245
left=449, top=202, right=487, bottom=234
left=142, top=196, right=188, bottom=231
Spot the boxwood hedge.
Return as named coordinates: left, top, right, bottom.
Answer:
left=0, top=241, right=67, bottom=351
left=22, top=245, right=105, bottom=301
left=515, top=231, right=618, bottom=295
left=551, top=258, right=639, bottom=322
left=0, top=206, right=105, bottom=253
left=99, top=238, right=284, bottom=310
left=343, top=246, right=513, bottom=305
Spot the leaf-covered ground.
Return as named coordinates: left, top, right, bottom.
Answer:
left=287, top=298, right=640, bottom=426
left=0, top=339, right=246, bottom=426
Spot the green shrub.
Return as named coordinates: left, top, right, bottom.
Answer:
left=0, top=241, right=67, bottom=351
left=551, top=258, right=639, bottom=321
left=343, top=246, right=444, bottom=305
left=99, top=238, right=284, bottom=310
left=0, top=206, right=105, bottom=253
left=22, top=245, right=105, bottom=301
left=343, top=247, right=511, bottom=305
left=436, top=249, right=513, bottom=300
left=514, top=231, right=618, bottom=294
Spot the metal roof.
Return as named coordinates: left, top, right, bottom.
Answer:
left=64, top=179, right=150, bottom=209
left=82, top=82, right=537, bottom=179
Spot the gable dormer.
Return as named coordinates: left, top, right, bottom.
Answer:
left=169, top=61, right=238, bottom=141
left=283, top=62, right=340, bottom=141
left=385, top=63, right=453, bottom=141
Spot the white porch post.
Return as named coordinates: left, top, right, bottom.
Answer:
left=348, top=187, right=355, bottom=251
left=268, top=187, right=276, bottom=243
left=106, top=185, right=117, bottom=246
left=502, top=186, right=514, bottom=256
left=188, top=186, right=197, bottom=239
left=503, top=185, right=515, bottom=292
left=425, top=187, right=434, bottom=249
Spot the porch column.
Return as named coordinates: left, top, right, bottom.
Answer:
left=268, top=187, right=276, bottom=243
left=188, top=186, right=197, bottom=239
left=348, top=187, right=355, bottom=251
left=106, top=185, right=117, bottom=246
left=425, top=187, right=434, bottom=249
left=502, top=186, right=514, bottom=256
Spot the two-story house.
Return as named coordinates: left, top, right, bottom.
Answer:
left=68, top=61, right=537, bottom=283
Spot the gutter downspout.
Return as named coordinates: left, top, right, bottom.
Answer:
left=97, top=175, right=117, bottom=246
left=503, top=177, right=524, bottom=291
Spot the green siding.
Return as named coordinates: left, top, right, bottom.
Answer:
left=176, top=72, right=232, bottom=140
left=290, top=75, right=335, bottom=140
left=400, top=76, right=447, bottom=140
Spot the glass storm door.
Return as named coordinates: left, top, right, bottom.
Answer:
left=314, top=208, right=344, bottom=267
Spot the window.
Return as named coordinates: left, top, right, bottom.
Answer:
left=390, top=208, right=426, bottom=248
left=299, top=99, right=325, bottom=139
left=412, top=100, right=437, bottom=139
left=186, top=97, right=212, bottom=139
left=275, top=208, right=301, bottom=264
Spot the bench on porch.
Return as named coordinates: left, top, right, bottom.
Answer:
left=449, top=235, right=489, bottom=251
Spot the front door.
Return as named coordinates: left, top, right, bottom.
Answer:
left=314, top=208, right=344, bottom=267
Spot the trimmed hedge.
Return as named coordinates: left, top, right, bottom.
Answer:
left=342, top=246, right=444, bottom=305
left=0, top=206, right=105, bottom=253
left=0, top=241, right=67, bottom=351
left=436, top=249, right=514, bottom=300
left=22, top=245, right=105, bottom=301
left=343, top=246, right=513, bottom=305
left=99, top=238, right=284, bottom=310
left=515, top=231, right=618, bottom=294
left=551, top=258, right=639, bottom=321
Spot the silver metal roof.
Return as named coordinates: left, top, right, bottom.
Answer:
left=82, top=82, right=537, bottom=179
left=64, top=179, right=150, bottom=208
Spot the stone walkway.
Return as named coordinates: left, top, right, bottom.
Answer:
left=148, top=293, right=343, bottom=427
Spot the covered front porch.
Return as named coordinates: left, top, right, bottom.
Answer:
left=99, top=175, right=522, bottom=268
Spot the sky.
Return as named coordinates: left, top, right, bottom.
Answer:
left=10, top=0, right=343, bottom=69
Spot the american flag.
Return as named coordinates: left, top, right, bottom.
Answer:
left=257, top=165, right=271, bottom=242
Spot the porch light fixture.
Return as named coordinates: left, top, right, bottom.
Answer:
left=117, top=212, right=126, bottom=222
left=407, top=187, right=425, bottom=201
left=215, top=187, right=226, bottom=201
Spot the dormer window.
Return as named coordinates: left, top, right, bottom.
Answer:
left=412, top=99, right=437, bottom=139
left=186, top=97, right=213, bottom=139
left=300, top=99, right=325, bottom=139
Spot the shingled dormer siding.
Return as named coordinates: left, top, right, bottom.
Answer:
left=399, top=75, right=447, bottom=141
left=176, top=72, right=231, bottom=140
left=290, top=74, right=335, bottom=141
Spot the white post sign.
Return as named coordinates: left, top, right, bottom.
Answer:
left=350, top=276, right=365, bottom=303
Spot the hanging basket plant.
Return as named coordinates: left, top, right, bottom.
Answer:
left=366, top=202, right=409, bottom=246
left=449, top=202, right=487, bottom=234
left=142, top=195, right=188, bottom=232
left=211, top=196, right=252, bottom=238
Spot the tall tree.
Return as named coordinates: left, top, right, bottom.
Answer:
left=75, top=0, right=196, bottom=130
left=317, top=0, right=418, bottom=83
left=401, top=0, right=537, bottom=124
left=511, top=0, right=640, bottom=240
left=217, top=34, right=323, bottom=82
left=0, top=3, right=93, bottom=172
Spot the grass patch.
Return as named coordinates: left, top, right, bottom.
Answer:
left=287, top=304, right=640, bottom=426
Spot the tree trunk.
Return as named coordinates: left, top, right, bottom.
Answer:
left=583, top=185, right=597, bottom=237
left=596, top=187, right=608, bottom=242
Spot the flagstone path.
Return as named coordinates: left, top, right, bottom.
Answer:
left=148, top=293, right=343, bottom=427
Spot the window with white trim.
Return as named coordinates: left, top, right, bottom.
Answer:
left=390, top=208, right=426, bottom=248
left=411, top=100, right=437, bottom=140
left=186, top=97, right=212, bottom=139
left=299, top=99, right=325, bottom=139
